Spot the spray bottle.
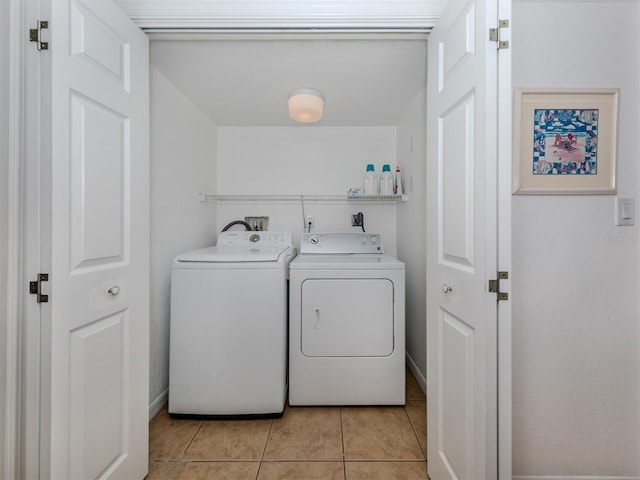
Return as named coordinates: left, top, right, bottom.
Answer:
left=394, top=166, right=404, bottom=196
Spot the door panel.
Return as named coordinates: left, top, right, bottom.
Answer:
left=441, top=92, right=475, bottom=268
left=46, top=0, right=149, bottom=478
left=301, top=279, right=394, bottom=357
left=442, top=2, right=476, bottom=86
left=70, top=93, right=127, bottom=269
left=69, top=312, right=127, bottom=478
left=440, top=310, right=474, bottom=479
left=70, top=0, right=130, bottom=89
left=426, top=0, right=499, bottom=478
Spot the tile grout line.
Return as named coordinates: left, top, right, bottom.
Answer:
left=403, top=402, right=428, bottom=461
left=255, top=417, right=275, bottom=480
left=147, top=458, right=178, bottom=480
left=178, top=420, right=204, bottom=462
left=167, top=460, right=177, bottom=480
left=406, top=369, right=429, bottom=462
left=340, top=407, right=347, bottom=479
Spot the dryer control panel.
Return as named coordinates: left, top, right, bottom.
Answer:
left=300, top=232, right=384, bottom=254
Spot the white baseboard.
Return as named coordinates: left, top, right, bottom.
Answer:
left=405, top=352, right=427, bottom=395
left=514, top=476, right=640, bottom=480
left=148, top=388, right=168, bottom=420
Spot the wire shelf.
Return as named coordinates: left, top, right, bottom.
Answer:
left=199, top=194, right=408, bottom=203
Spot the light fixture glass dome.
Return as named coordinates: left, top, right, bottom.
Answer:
left=288, top=88, right=325, bottom=123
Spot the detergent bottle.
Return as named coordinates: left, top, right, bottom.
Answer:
left=363, top=164, right=379, bottom=196
left=379, top=164, right=394, bottom=196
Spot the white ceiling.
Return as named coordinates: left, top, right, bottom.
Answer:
left=150, top=36, right=428, bottom=127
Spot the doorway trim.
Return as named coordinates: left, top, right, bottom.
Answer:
left=10, top=2, right=513, bottom=478
left=497, top=2, right=513, bottom=478
left=2, top=1, right=26, bottom=478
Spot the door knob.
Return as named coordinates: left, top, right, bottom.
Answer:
left=441, top=284, right=453, bottom=294
left=108, top=286, right=120, bottom=296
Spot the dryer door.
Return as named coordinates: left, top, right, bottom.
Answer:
left=300, top=278, right=394, bottom=357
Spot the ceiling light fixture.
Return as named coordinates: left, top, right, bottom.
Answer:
left=288, top=88, right=325, bottom=124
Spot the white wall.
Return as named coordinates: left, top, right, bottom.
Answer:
left=216, top=127, right=399, bottom=253
left=396, top=88, right=427, bottom=385
left=148, top=68, right=218, bottom=414
left=512, top=2, right=640, bottom=476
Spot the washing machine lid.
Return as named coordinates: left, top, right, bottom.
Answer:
left=290, top=254, right=404, bottom=270
left=176, top=245, right=291, bottom=263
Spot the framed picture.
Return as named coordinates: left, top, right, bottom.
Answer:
left=513, top=88, right=619, bottom=194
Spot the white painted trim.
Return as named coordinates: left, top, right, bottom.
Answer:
left=497, top=1, right=513, bottom=479
left=405, top=352, right=426, bottom=395
left=149, top=388, right=169, bottom=421
left=147, top=31, right=429, bottom=41
left=512, top=0, right=639, bottom=3
left=513, top=477, right=640, bottom=480
left=2, top=2, right=25, bottom=478
left=114, top=0, right=446, bottom=30
left=21, top=0, right=49, bottom=477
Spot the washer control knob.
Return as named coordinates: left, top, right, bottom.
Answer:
left=442, top=284, right=453, bottom=294
left=309, top=235, right=320, bottom=245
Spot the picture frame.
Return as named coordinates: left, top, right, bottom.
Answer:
left=513, top=88, right=619, bottom=195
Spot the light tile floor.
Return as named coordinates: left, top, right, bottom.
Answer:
left=147, top=368, right=427, bottom=480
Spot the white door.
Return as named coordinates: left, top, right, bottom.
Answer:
left=39, top=0, right=149, bottom=478
left=426, top=0, right=508, bottom=478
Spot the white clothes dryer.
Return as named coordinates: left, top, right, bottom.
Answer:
left=289, top=232, right=405, bottom=406
left=169, top=231, right=296, bottom=417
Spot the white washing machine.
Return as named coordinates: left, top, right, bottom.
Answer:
left=289, top=232, right=405, bottom=405
left=169, top=231, right=296, bottom=417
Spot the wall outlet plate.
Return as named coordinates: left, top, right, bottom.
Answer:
left=615, top=197, right=635, bottom=226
